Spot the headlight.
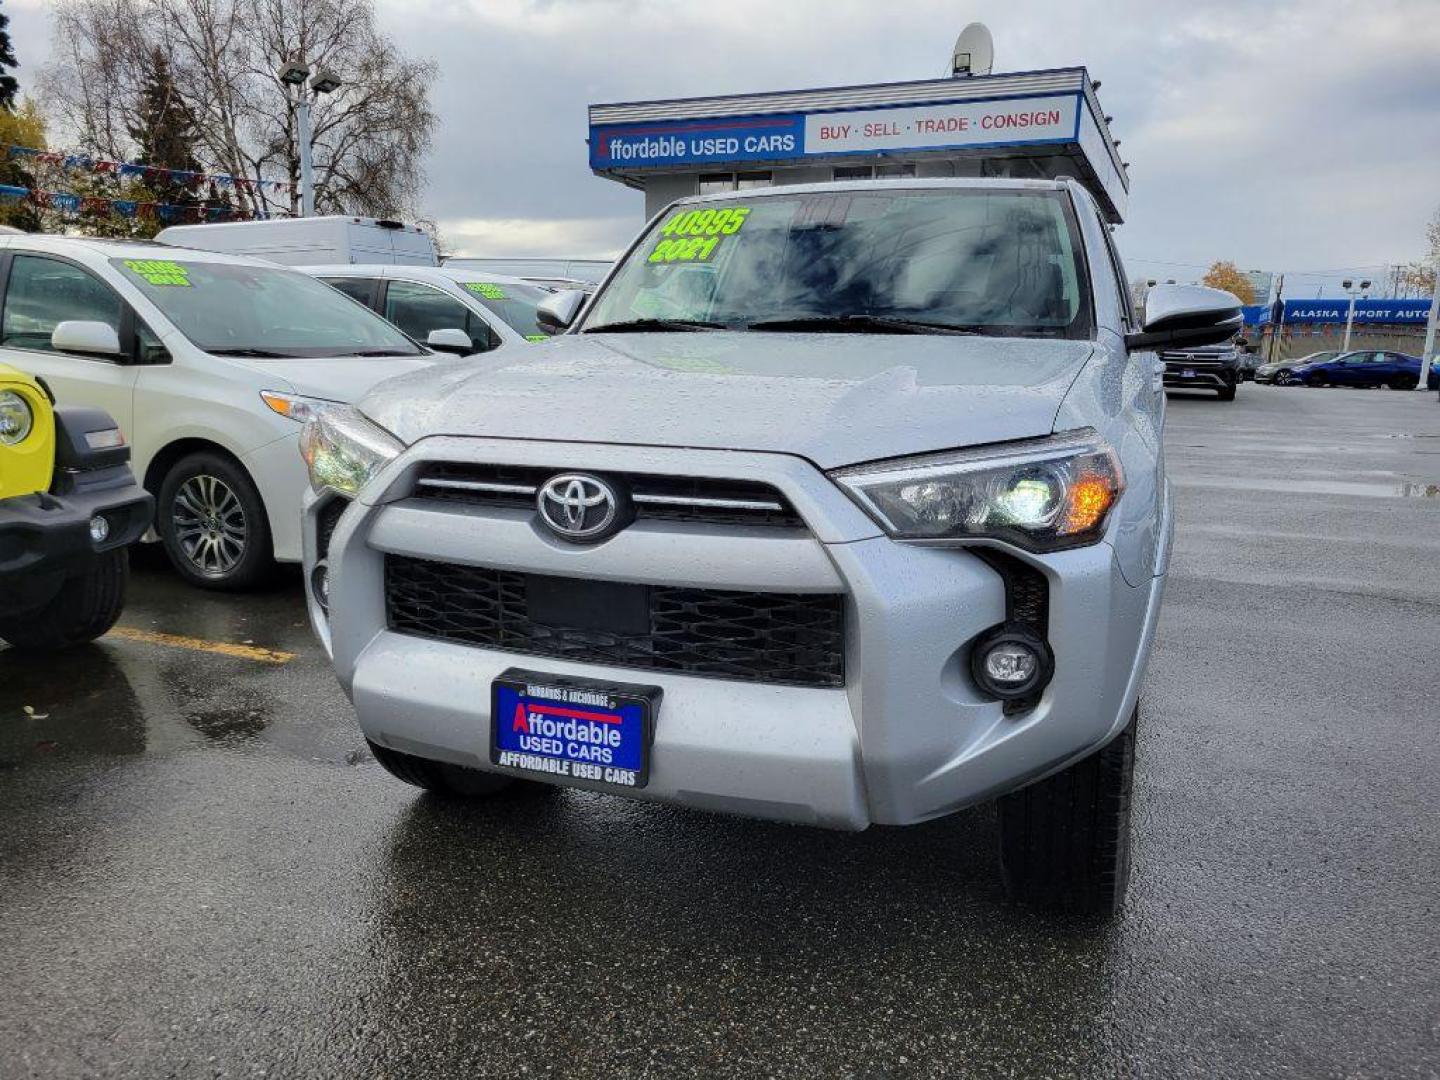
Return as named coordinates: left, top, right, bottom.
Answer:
left=261, top=390, right=341, bottom=423
left=831, top=429, right=1123, bottom=552
left=0, top=390, right=34, bottom=445
left=298, top=405, right=404, bottom=497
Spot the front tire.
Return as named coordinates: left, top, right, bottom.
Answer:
left=1217, top=382, right=1237, bottom=401
left=997, top=708, right=1137, bottom=916
left=0, top=549, right=129, bottom=651
left=368, top=740, right=517, bottom=798
left=157, top=452, right=273, bottom=591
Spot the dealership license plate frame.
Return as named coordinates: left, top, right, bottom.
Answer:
left=491, top=667, right=660, bottom=791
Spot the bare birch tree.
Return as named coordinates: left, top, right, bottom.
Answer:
left=41, top=0, right=436, bottom=218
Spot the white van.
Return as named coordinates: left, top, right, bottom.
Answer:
left=157, top=216, right=437, bottom=267
left=0, top=234, right=441, bottom=590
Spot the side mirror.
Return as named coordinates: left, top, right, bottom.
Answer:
left=535, top=289, right=586, bottom=334
left=1126, top=284, right=1243, bottom=352
left=52, top=320, right=122, bottom=356
left=426, top=328, right=474, bottom=354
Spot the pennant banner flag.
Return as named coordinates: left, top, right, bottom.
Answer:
left=0, top=183, right=282, bottom=223
left=2, top=143, right=292, bottom=194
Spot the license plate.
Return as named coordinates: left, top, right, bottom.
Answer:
left=491, top=668, right=659, bottom=790
left=1182, top=369, right=1196, bottom=378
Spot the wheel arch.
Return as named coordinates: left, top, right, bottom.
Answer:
left=143, top=437, right=253, bottom=499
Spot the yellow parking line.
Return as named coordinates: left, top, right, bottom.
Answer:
left=105, top=626, right=296, bottom=664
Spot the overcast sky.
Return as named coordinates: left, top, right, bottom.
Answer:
left=9, top=0, right=1440, bottom=294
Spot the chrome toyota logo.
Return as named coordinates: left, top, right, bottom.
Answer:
left=537, top=473, right=621, bottom=542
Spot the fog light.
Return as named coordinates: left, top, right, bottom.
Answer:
left=88, top=515, right=110, bottom=543
left=311, top=562, right=330, bottom=615
left=970, top=627, right=1053, bottom=701
left=985, top=644, right=1038, bottom=685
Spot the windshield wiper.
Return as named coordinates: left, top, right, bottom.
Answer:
left=583, top=318, right=727, bottom=333
left=348, top=348, right=421, bottom=357
left=205, top=347, right=292, bottom=358
left=746, top=314, right=982, bottom=336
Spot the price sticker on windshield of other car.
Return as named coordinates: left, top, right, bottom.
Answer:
left=465, top=282, right=508, bottom=299
left=648, top=206, right=750, bottom=265
left=123, top=259, right=192, bottom=287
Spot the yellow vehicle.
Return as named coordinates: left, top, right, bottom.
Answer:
left=0, top=364, right=152, bottom=650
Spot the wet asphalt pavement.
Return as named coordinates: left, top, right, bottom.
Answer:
left=3, top=385, right=1439, bottom=1079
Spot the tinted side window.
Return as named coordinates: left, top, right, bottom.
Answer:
left=323, top=277, right=377, bottom=306
left=384, top=281, right=494, bottom=352
left=2, top=255, right=123, bottom=354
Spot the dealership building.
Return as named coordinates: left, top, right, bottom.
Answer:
left=588, top=65, right=1129, bottom=223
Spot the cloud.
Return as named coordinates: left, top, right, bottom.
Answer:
left=437, top=214, right=634, bottom=258
left=12, top=0, right=1440, bottom=289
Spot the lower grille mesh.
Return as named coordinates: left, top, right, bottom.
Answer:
left=384, top=556, right=846, bottom=689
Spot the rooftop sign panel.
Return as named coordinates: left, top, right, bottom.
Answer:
left=589, top=67, right=1129, bottom=221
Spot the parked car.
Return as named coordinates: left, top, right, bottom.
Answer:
left=298, top=266, right=554, bottom=350
left=0, top=363, right=152, bottom=649
left=1280, top=349, right=1425, bottom=389
left=1254, top=350, right=1340, bottom=384
left=301, top=177, right=1241, bottom=915
left=444, top=257, right=612, bottom=287
left=1235, top=340, right=1262, bottom=381
left=1160, top=338, right=1244, bottom=399
left=157, top=216, right=437, bottom=267
left=0, top=235, right=439, bottom=590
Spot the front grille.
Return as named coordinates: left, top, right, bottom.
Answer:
left=1161, top=357, right=1223, bottom=369
left=385, top=556, right=845, bottom=688
left=411, top=463, right=803, bottom=529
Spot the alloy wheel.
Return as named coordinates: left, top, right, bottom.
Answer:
left=172, top=474, right=248, bottom=577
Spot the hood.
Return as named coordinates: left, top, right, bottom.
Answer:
left=245, top=354, right=441, bottom=403
left=360, top=333, right=1095, bottom=469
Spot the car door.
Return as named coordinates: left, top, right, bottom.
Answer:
left=381, top=279, right=499, bottom=353
left=0, top=252, right=138, bottom=438
left=1325, top=354, right=1358, bottom=385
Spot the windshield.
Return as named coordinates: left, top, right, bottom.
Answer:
left=112, top=258, right=425, bottom=357
left=457, top=280, right=553, bottom=341
left=583, top=188, right=1092, bottom=339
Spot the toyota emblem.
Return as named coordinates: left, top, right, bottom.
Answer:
left=536, top=473, right=624, bottom=542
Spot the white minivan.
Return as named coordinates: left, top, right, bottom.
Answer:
left=0, top=235, right=440, bottom=589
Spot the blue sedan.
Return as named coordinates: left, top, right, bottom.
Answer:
left=1280, top=350, right=1436, bottom=390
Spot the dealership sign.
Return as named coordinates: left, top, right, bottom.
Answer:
left=589, top=93, right=1083, bottom=170
left=1281, top=299, right=1434, bottom=325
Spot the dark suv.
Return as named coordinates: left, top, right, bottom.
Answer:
left=1160, top=339, right=1243, bottom=400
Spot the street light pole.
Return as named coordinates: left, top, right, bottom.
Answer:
left=277, top=62, right=343, bottom=219
left=1420, top=265, right=1439, bottom=394
left=296, top=96, right=315, bottom=218
left=1340, top=278, right=1371, bottom=352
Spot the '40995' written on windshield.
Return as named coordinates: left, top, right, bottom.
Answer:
left=647, top=207, right=751, bottom=264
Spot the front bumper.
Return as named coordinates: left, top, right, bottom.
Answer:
left=0, top=481, right=152, bottom=608
left=308, top=437, right=1166, bottom=830
left=1161, top=361, right=1237, bottom=390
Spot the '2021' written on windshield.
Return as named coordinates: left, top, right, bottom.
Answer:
left=648, top=206, right=750, bottom=264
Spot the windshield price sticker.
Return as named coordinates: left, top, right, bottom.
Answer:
left=648, top=206, right=750, bottom=265
left=123, top=259, right=191, bottom=287
left=465, top=282, right=508, bottom=299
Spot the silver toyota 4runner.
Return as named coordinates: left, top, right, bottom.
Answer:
left=300, top=179, right=1240, bottom=914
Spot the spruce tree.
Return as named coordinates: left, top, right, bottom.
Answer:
left=127, top=48, right=202, bottom=210
left=0, top=1, right=19, bottom=111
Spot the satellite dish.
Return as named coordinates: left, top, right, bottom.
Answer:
left=951, top=23, right=994, bottom=77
